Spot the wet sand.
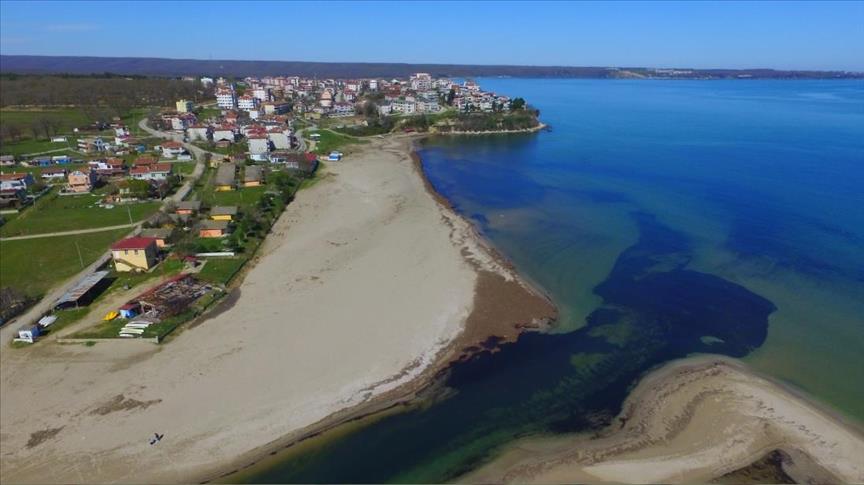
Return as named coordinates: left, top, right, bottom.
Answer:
left=0, top=135, right=555, bottom=484
left=461, top=356, right=864, bottom=484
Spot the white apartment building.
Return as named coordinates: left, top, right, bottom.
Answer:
left=216, top=87, right=237, bottom=109
left=238, top=95, right=257, bottom=111
left=252, top=86, right=271, bottom=102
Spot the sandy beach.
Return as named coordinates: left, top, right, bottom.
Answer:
left=0, top=136, right=555, bottom=484
left=461, top=356, right=864, bottom=484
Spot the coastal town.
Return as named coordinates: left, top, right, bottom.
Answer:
left=0, top=63, right=561, bottom=484
left=0, top=73, right=536, bottom=344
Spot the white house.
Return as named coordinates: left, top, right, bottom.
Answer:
left=187, top=125, right=210, bottom=141
left=247, top=136, right=271, bottom=155
left=130, top=163, right=172, bottom=181
left=268, top=130, right=292, bottom=150
left=212, top=127, right=235, bottom=143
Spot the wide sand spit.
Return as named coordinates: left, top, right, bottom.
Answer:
left=0, top=135, right=556, bottom=484
left=462, top=356, right=864, bottom=484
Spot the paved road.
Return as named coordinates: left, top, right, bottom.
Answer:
left=0, top=223, right=138, bottom=241
left=137, top=117, right=212, bottom=203
left=1, top=118, right=211, bottom=339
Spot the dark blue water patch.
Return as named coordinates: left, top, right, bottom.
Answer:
left=243, top=212, right=776, bottom=484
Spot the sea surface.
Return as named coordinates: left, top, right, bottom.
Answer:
left=240, top=79, right=864, bottom=483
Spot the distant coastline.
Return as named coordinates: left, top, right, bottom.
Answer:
left=2, top=54, right=861, bottom=79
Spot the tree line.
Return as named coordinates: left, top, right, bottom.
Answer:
left=1, top=75, right=210, bottom=108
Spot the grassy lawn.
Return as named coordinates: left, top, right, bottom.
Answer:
left=0, top=227, right=130, bottom=298
left=0, top=190, right=161, bottom=237
left=0, top=138, right=84, bottom=157
left=170, top=161, right=197, bottom=175
left=308, top=129, right=363, bottom=155
left=201, top=185, right=267, bottom=208
left=197, top=257, right=247, bottom=286
left=197, top=107, right=222, bottom=120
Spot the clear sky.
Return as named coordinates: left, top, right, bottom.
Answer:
left=1, top=0, right=862, bottom=71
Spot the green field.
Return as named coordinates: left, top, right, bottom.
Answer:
left=201, top=185, right=268, bottom=208
left=0, top=108, right=90, bottom=132
left=0, top=228, right=130, bottom=297
left=0, top=190, right=161, bottom=237
left=197, top=257, right=247, bottom=286
left=308, top=129, right=363, bottom=155
left=171, top=161, right=197, bottom=175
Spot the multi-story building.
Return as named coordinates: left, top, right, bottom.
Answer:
left=216, top=87, right=237, bottom=109
left=410, top=72, right=432, bottom=91
left=237, top=95, right=257, bottom=111
left=67, top=170, right=97, bottom=193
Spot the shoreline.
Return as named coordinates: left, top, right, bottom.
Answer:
left=202, top=134, right=559, bottom=483
left=0, top=133, right=557, bottom=484
left=430, top=122, right=548, bottom=136
left=460, top=355, right=864, bottom=484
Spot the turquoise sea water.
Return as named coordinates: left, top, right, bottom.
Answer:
left=242, top=79, right=864, bottom=483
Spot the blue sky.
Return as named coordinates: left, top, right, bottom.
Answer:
left=1, top=1, right=862, bottom=71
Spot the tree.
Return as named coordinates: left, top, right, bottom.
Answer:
left=511, top=97, right=526, bottom=110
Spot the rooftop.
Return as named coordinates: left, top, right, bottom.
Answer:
left=111, top=237, right=157, bottom=251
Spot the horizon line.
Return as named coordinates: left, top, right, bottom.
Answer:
left=1, top=53, right=860, bottom=74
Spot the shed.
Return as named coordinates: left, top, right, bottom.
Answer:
left=54, top=270, right=110, bottom=309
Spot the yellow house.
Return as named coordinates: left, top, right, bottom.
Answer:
left=210, top=206, right=238, bottom=222
left=176, top=99, right=193, bottom=113
left=110, top=237, right=158, bottom=272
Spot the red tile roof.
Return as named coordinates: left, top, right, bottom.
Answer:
left=111, top=237, right=157, bottom=250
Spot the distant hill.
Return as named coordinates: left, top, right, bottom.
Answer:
left=1, top=55, right=861, bottom=79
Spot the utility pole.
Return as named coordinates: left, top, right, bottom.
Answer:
left=74, top=241, right=84, bottom=269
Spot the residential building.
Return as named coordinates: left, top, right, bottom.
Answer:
left=198, top=220, right=229, bottom=238
left=216, top=87, right=237, bottom=109
left=130, top=163, right=172, bottom=181
left=247, top=135, right=271, bottom=156
left=238, top=95, right=257, bottom=111
left=0, top=186, right=26, bottom=208
left=77, top=137, right=106, bottom=152
left=41, top=167, right=68, bottom=181
left=175, top=200, right=201, bottom=216
left=267, top=129, right=292, bottom=150
left=66, top=170, right=96, bottom=193
left=210, top=205, right=238, bottom=221
left=212, top=126, right=235, bottom=143
left=243, top=165, right=264, bottom=187
left=159, top=141, right=186, bottom=158
left=111, top=237, right=158, bottom=272
left=214, top=163, right=236, bottom=191
left=176, top=99, right=193, bottom=113
left=0, top=172, right=35, bottom=191
left=140, top=227, right=173, bottom=248
left=187, top=125, right=210, bottom=141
